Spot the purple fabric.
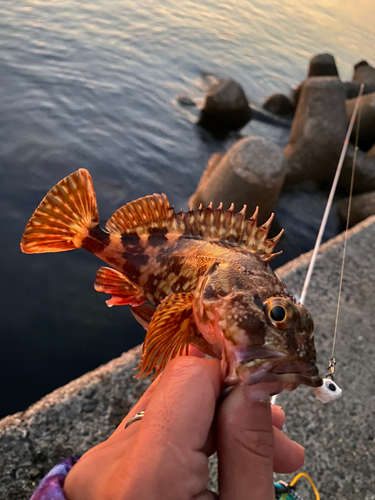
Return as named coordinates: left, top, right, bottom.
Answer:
left=30, top=456, right=81, bottom=500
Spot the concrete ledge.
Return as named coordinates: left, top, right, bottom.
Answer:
left=2, top=217, right=375, bottom=499
left=1, top=345, right=150, bottom=499
left=274, top=216, right=375, bottom=499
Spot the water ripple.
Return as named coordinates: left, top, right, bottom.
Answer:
left=0, top=0, right=374, bottom=416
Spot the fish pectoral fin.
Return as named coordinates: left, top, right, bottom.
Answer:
left=189, top=331, right=222, bottom=359
left=105, top=194, right=172, bottom=236
left=21, top=169, right=99, bottom=254
left=94, top=267, right=145, bottom=307
left=135, top=292, right=194, bottom=379
left=130, top=304, right=156, bottom=330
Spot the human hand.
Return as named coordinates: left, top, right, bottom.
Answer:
left=64, top=354, right=304, bottom=500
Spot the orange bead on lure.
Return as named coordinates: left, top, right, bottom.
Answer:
left=21, top=169, right=322, bottom=392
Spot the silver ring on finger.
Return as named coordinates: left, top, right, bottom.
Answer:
left=125, top=410, right=145, bottom=429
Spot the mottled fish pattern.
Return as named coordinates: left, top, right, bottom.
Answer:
left=21, top=169, right=322, bottom=391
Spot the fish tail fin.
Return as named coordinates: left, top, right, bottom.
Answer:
left=21, top=169, right=99, bottom=254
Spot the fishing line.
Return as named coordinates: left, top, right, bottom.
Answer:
left=271, top=83, right=364, bottom=407
left=329, top=88, right=363, bottom=373
left=299, top=83, right=365, bottom=305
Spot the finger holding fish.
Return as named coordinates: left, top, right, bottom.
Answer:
left=63, top=356, right=303, bottom=500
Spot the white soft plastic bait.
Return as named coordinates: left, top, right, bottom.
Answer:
left=313, top=378, right=342, bottom=403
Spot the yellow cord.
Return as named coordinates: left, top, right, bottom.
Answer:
left=279, top=472, right=320, bottom=500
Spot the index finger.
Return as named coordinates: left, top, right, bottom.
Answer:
left=133, top=356, right=223, bottom=453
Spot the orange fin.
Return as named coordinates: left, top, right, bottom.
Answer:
left=106, top=194, right=173, bottom=236
left=130, top=304, right=156, bottom=330
left=21, top=169, right=99, bottom=254
left=135, top=293, right=194, bottom=379
left=107, top=193, right=283, bottom=262
left=94, top=267, right=145, bottom=307
left=174, top=204, right=283, bottom=262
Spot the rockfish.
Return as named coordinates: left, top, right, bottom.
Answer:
left=21, top=169, right=322, bottom=391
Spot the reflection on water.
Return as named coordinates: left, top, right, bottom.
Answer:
left=1, top=0, right=373, bottom=417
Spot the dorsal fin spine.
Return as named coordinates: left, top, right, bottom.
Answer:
left=259, top=213, right=274, bottom=245
left=235, top=206, right=247, bottom=243
left=106, top=194, right=283, bottom=262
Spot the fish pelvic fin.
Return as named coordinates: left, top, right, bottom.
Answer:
left=21, top=169, right=99, bottom=254
left=135, top=292, right=194, bottom=380
left=94, top=267, right=145, bottom=307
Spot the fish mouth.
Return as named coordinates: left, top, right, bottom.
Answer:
left=236, top=351, right=322, bottom=391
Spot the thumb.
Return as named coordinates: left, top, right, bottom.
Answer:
left=217, top=384, right=275, bottom=500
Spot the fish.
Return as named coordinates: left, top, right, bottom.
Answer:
left=21, top=169, right=322, bottom=391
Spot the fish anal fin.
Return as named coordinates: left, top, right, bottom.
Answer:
left=94, top=267, right=145, bottom=306
left=105, top=194, right=173, bottom=236
left=135, top=293, right=194, bottom=379
left=130, top=304, right=156, bottom=330
left=21, top=169, right=99, bottom=254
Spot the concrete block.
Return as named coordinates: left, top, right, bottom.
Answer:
left=284, top=77, right=347, bottom=185
left=189, top=136, right=285, bottom=224
left=308, top=53, right=339, bottom=78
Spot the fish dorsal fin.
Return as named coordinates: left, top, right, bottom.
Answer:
left=135, top=293, right=194, bottom=379
left=105, top=194, right=173, bottom=236
left=106, top=193, right=283, bottom=262
left=130, top=304, right=156, bottom=330
left=173, top=204, right=283, bottom=262
left=94, top=267, right=145, bottom=307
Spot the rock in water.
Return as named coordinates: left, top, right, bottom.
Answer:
left=346, top=91, right=375, bottom=151
left=353, top=60, right=375, bottom=85
left=295, top=56, right=375, bottom=104
left=284, top=77, right=375, bottom=192
left=294, top=54, right=340, bottom=104
left=297, top=79, right=375, bottom=104
left=262, top=93, right=295, bottom=116
left=284, top=77, right=347, bottom=185
left=176, top=95, right=196, bottom=106
left=189, top=136, right=284, bottom=224
left=199, top=78, right=252, bottom=135
left=337, top=191, right=375, bottom=227
left=285, top=77, right=375, bottom=192
left=340, top=144, right=375, bottom=194
left=343, top=81, right=375, bottom=99
left=308, top=53, right=339, bottom=78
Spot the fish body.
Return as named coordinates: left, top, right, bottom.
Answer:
left=21, top=169, right=322, bottom=392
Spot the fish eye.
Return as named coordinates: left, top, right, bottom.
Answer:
left=269, top=305, right=286, bottom=322
left=264, top=297, right=295, bottom=330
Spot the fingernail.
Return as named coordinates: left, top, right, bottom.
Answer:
left=295, top=441, right=305, bottom=452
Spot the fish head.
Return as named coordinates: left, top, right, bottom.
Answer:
left=193, top=261, right=322, bottom=393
